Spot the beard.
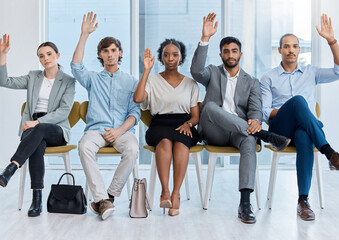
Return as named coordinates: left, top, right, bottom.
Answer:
left=222, top=57, right=240, bottom=69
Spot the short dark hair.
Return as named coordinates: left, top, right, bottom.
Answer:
left=279, top=33, right=299, bottom=48
left=37, top=42, right=59, bottom=55
left=219, top=36, right=242, bottom=52
left=97, top=37, right=123, bottom=66
left=157, top=38, right=186, bottom=65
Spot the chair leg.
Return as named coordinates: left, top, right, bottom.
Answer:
left=18, top=162, right=28, bottom=210
left=314, top=152, right=325, bottom=209
left=193, top=152, right=205, bottom=208
left=209, top=156, right=217, bottom=201
left=148, top=153, right=157, bottom=210
left=268, top=152, right=279, bottom=209
left=254, top=164, right=261, bottom=210
left=184, top=170, right=190, bottom=200
left=62, top=153, right=72, bottom=184
left=203, top=153, right=217, bottom=210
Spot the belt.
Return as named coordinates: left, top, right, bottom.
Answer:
left=32, top=112, right=47, bottom=120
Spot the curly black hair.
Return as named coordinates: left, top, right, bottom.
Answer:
left=157, top=38, right=186, bottom=66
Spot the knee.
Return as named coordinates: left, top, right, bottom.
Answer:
left=78, top=137, right=96, bottom=155
left=32, top=123, right=49, bottom=133
left=123, top=140, right=139, bottom=159
left=203, top=101, right=218, bottom=112
left=290, top=95, right=307, bottom=107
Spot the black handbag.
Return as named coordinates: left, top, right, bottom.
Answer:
left=47, top=173, right=87, bottom=214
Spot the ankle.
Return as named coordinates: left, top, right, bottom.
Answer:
left=171, top=193, right=180, bottom=209
left=11, top=160, right=20, bottom=168
left=161, top=189, right=171, bottom=199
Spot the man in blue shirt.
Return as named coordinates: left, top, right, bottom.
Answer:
left=71, top=12, right=140, bottom=220
left=260, top=14, right=339, bottom=221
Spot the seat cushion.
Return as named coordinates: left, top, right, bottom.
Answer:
left=264, top=145, right=318, bottom=153
left=205, top=144, right=261, bottom=153
left=45, top=145, right=77, bottom=154
left=144, top=144, right=204, bottom=153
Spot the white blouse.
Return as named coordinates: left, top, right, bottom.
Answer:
left=141, top=73, right=200, bottom=115
left=34, top=77, right=55, bottom=113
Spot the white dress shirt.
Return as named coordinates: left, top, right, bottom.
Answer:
left=222, top=68, right=240, bottom=116
left=34, top=77, right=55, bottom=113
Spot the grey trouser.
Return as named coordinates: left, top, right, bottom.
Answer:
left=78, top=130, right=139, bottom=202
left=200, top=102, right=257, bottom=191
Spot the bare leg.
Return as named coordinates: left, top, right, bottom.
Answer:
left=172, top=141, right=190, bottom=209
left=155, top=138, right=173, bottom=200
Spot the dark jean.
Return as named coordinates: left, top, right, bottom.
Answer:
left=11, top=123, right=66, bottom=189
left=268, top=95, right=328, bottom=196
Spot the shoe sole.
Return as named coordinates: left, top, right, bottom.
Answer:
left=89, top=203, right=99, bottom=215
left=0, top=177, right=7, bottom=187
left=297, top=212, right=315, bottom=221
left=238, top=213, right=256, bottom=224
left=160, top=200, right=172, bottom=209
left=274, top=138, right=291, bottom=151
left=101, top=207, right=116, bottom=220
left=28, top=211, right=41, bottom=217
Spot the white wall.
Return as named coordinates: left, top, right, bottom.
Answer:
left=317, top=0, right=339, bottom=152
left=0, top=0, right=338, bottom=168
left=0, top=0, right=40, bottom=166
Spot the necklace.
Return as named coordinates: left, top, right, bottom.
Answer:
left=45, top=78, right=54, bottom=88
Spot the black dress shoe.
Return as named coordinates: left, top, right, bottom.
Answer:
left=238, top=202, right=256, bottom=224
left=0, top=162, right=18, bottom=187
left=329, top=152, right=339, bottom=170
left=267, top=132, right=291, bottom=151
left=28, top=190, right=42, bottom=217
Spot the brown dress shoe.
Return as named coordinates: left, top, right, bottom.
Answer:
left=297, top=199, right=315, bottom=221
left=329, top=152, right=339, bottom=170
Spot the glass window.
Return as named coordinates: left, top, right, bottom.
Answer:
left=48, top=0, right=130, bottom=165
left=47, top=0, right=311, bottom=166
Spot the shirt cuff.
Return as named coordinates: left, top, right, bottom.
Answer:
left=70, top=61, right=84, bottom=70
left=199, top=41, right=209, bottom=46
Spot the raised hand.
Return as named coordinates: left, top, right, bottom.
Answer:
left=316, top=13, right=335, bottom=42
left=0, top=34, right=10, bottom=55
left=143, top=48, right=155, bottom=71
left=81, top=12, right=98, bottom=35
left=201, top=13, right=218, bottom=42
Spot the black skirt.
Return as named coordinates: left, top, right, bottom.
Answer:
left=146, top=113, right=199, bottom=149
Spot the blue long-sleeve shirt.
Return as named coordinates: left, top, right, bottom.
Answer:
left=71, top=62, right=140, bottom=135
left=260, top=63, right=339, bottom=122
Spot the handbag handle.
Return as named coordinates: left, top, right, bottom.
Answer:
left=57, top=173, right=75, bottom=185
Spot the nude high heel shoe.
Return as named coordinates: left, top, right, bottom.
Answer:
left=160, top=196, right=172, bottom=214
left=169, top=194, right=180, bottom=216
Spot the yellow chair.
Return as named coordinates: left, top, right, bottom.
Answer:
left=18, top=101, right=80, bottom=210
left=265, top=103, right=324, bottom=209
left=140, top=110, right=205, bottom=209
left=203, top=144, right=262, bottom=210
left=79, top=101, right=138, bottom=201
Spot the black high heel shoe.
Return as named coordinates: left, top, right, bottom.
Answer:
left=0, top=162, right=18, bottom=187
left=28, top=189, right=42, bottom=217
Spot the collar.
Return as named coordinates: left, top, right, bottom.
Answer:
left=278, top=62, right=303, bottom=75
left=223, top=66, right=240, bottom=79
left=101, top=68, right=120, bottom=77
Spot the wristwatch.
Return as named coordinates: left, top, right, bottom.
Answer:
left=186, top=121, right=193, bottom=127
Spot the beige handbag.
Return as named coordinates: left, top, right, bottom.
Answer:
left=129, top=178, right=151, bottom=218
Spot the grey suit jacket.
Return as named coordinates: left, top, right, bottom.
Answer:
left=190, top=44, right=262, bottom=134
left=0, top=64, right=75, bottom=142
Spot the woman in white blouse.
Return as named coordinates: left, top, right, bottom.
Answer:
left=0, top=34, right=75, bottom=217
left=134, top=39, right=200, bottom=216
